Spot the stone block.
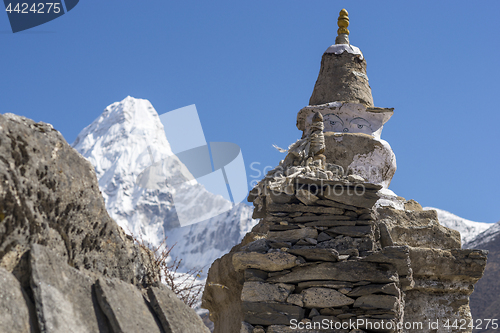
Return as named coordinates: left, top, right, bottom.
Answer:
left=322, top=184, right=380, bottom=209
left=147, top=285, right=210, bottom=333
left=347, top=283, right=400, bottom=297
left=304, top=220, right=356, bottom=227
left=267, top=261, right=398, bottom=284
left=96, top=277, right=161, bottom=333
left=326, top=225, right=373, bottom=237
left=295, top=189, right=320, bottom=205
left=233, top=251, right=301, bottom=272
left=267, top=203, right=344, bottom=215
left=244, top=269, right=268, bottom=282
left=30, top=244, right=110, bottom=333
left=316, top=236, right=374, bottom=252
left=287, top=248, right=339, bottom=262
left=353, top=294, right=399, bottom=310
left=286, top=294, right=304, bottom=307
left=0, top=267, right=32, bottom=333
left=301, top=287, right=355, bottom=308
left=267, top=228, right=318, bottom=242
left=241, top=282, right=294, bottom=303
left=242, top=302, right=304, bottom=325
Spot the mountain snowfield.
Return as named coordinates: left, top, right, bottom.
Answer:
left=424, top=207, right=492, bottom=244
left=464, top=220, right=500, bottom=249
left=72, top=96, right=258, bottom=272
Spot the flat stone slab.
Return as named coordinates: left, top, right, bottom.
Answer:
left=267, top=203, right=344, bottom=215
left=267, top=227, right=318, bottom=242
left=96, top=277, right=161, bottom=333
left=287, top=248, right=339, bottom=262
left=294, top=177, right=383, bottom=191
left=267, top=261, right=398, bottom=284
left=315, top=237, right=374, bottom=252
left=326, top=225, right=373, bottom=237
left=232, top=251, right=301, bottom=272
left=0, top=267, right=32, bottom=333
left=321, top=186, right=380, bottom=209
left=147, top=285, right=210, bottom=333
left=301, top=287, right=355, bottom=308
left=296, top=280, right=353, bottom=293
left=293, top=215, right=353, bottom=223
left=30, top=244, right=110, bottom=333
left=303, top=220, right=356, bottom=227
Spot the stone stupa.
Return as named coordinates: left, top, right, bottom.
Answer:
left=202, top=9, right=487, bottom=333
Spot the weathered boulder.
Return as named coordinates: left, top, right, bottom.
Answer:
left=0, top=267, right=34, bottom=333
left=148, top=285, right=210, bottom=333
left=30, top=244, right=110, bottom=333
left=0, top=113, right=211, bottom=332
left=0, top=113, right=157, bottom=288
left=378, top=207, right=461, bottom=250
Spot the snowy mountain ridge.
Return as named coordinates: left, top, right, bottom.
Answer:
left=424, top=207, right=492, bottom=245
left=72, top=96, right=258, bottom=271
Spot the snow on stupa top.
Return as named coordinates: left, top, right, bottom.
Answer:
left=325, top=9, right=364, bottom=60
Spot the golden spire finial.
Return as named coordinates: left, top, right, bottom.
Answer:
left=337, top=9, right=350, bottom=36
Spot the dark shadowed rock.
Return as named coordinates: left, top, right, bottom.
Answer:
left=242, top=302, right=304, bottom=325
left=287, top=248, right=339, bottom=262
left=347, top=283, right=400, bottom=297
left=267, top=261, right=398, bottom=284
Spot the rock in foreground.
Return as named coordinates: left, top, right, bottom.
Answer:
left=0, top=113, right=209, bottom=333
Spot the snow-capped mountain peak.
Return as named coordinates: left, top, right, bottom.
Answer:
left=424, top=207, right=492, bottom=245
left=72, top=96, right=257, bottom=270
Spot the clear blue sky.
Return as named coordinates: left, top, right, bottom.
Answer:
left=2, top=1, right=499, bottom=223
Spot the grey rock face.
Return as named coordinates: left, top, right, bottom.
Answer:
left=0, top=113, right=157, bottom=288
left=30, top=244, right=110, bottom=333
left=309, top=52, right=374, bottom=106
left=147, top=285, right=210, bottom=333
left=0, top=267, right=33, bottom=333
left=96, top=277, right=162, bottom=333
left=0, top=113, right=212, bottom=333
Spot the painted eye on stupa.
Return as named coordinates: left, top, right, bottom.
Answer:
left=350, top=117, right=371, bottom=131
left=330, top=121, right=337, bottom=125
